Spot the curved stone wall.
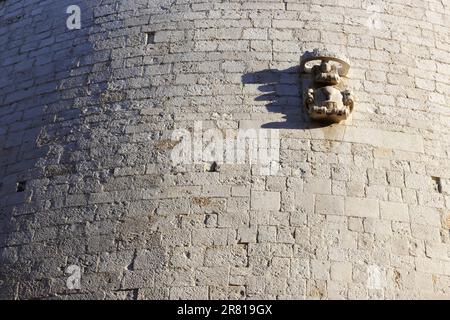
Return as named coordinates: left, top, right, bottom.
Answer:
left=0, top=0, right=449, bottom=299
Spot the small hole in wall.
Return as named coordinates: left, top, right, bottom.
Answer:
left=205, top=162, right=218, bottom=173
left=431, top=177, right=442, bottom=193
left=16, top=181, right=26, bottom=192
left=145, top=32, right=155, bottom=45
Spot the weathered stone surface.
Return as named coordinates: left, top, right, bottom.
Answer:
left=0, top=0, right=449, bottom=301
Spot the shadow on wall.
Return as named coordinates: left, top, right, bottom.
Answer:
left=241, top=66, right=328, bottom=130
left=0, top=0, right=170, bottom=300
left=0, top=0, right=96, bottom=299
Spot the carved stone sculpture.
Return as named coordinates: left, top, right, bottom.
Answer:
left=300, top=50, right=354, bottom=123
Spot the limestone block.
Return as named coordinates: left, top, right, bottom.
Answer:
left=277, top=226, right=296, bottom=244
left=170, top=286, right=209, bottom=300
left=170, top=247, right=205, bottom=268
left=311, top=260, right=330, bottom=281
left=330, top=262, right=353, bottom=283
left=345, top=197, right=380, bottom=218
left=251, top=191, right=281, bottom=211
left=257, top=226, right=277, bottom=243
left=409, top=206, right=441, bottom=227
left=303, top=178, right=332, bottom=195
left=195, top=266, right=230, bottom=287
left=343, top=127, right=424, bottom=153
left=380, top=201, right=409, bottom=222
left=237, top=227, right=257, bottom=244
left=315, top=194, right=344, bottom=216
left=204, top=246, right=247, bottom=267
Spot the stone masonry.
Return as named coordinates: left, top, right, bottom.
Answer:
left=0, top=0, right=449, bottom=299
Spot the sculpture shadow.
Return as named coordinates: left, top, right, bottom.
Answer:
left=241, top=66, right=329, bottom=129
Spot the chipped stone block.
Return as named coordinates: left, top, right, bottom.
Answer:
left=257, top=226, right=277, bottom=243
left=237, top=227, right=257, bottom=244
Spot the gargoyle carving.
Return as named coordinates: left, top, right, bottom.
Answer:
left=300, top=50, right=354, bottom=123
